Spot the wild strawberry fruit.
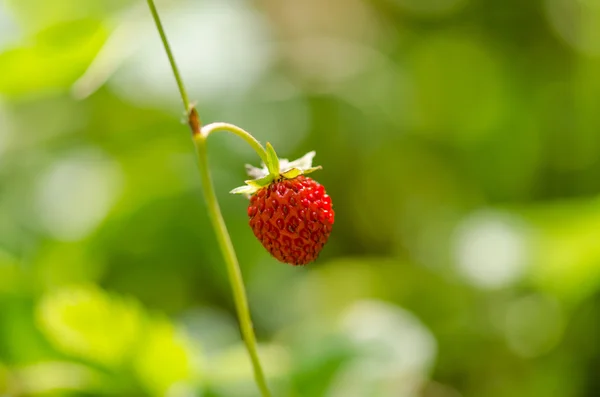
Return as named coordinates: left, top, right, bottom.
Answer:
left=231, top=148, right=334, bottom=265
left=247, top=176, right=333, bottom=265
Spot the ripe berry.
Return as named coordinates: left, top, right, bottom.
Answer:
left=232, top=149, right=334, bottom=265
left=247, top=176, right=334, bottom=265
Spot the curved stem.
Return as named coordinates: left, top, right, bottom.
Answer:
left=194, top=138, right=272, bottom=397
left=201, top=122, right=269, bottom=166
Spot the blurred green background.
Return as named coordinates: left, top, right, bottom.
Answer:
left=1, top=0, right=600, bottom=396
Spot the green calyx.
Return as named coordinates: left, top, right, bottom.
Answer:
left=230, top=144, right=322, bottom=196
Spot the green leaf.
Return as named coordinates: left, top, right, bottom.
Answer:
left=299, top=166, right=322, bottom=176
left=246, top=174, right=274, bottom=188
left=133, top=318, right=195, bottom=396
left=229, top=185, right=257, bottom=195
left=0, top=19, right=108, bottom=97
left=281, top=166, right=322, bottom=180
left=36, top=285, right=143, bottom=366
left=230, top=174, right=274, bottom=195
left=281, top=168, right=302, bottom=179
left=265, top=142, right=281, bottom=176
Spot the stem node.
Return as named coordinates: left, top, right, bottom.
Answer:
left=188, top=107, right=201, bottom=136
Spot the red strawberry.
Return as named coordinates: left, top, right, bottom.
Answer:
left=232, top=149, right=334, bottom=265
left=247, top=176, right=334, bottom=265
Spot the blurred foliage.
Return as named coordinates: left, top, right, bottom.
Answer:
left=1, top=0, right=600, bottom=396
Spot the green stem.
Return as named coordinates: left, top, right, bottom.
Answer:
left=145, top=1, right=272, bottom=396
left=194, top=138, right=272, bottom=397
left=201, top=122, right=269, bottom=166
left=145, top=0, right=193, bottom=115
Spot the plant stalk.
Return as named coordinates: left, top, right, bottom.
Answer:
left=201, top=122, right=269, bottom=165
left=145, top=1, right=272, bottom=396
left=194, top=138, right=272, bottom=397
left=145, top=0, right=192, bottom=114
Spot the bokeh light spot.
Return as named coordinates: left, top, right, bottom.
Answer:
left=546, top=0, right=600, bottom=55
left=453, top=210, right=529, bottom=289
left=112, top=0, right=275, bottom=107
left=0, top=3, right=20, bottom=51
left=504, top=294, right=564, bottom=357
left=35, top=149, right=123, bottom=241
left=329, top=300, right=436, bottom=397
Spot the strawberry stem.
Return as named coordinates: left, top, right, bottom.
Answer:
left=145, top=1, right=272, bottom=396
left=199, top=122, right=270, bottom=167
left=194, top=139, right=272, bottom=397
left=145, top=0, right=193, bottom=120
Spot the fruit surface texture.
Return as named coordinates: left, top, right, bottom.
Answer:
left=247, top=176, right=334, bottom=265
